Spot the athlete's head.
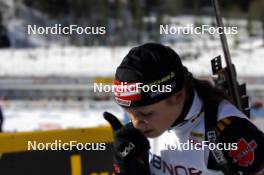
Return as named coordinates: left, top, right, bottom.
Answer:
left=114, top=43, right=190, bottom=138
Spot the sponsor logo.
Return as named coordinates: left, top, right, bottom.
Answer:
left=113, top=81, right=141, bottom=106
left=114, top=81, right=141, bottom=101
left=149, top=153, right=202, bottom=175
left=119, top=142, right=135, bottom=157
left=190, top=131, right=204, bottom=139
left=229, top=138, right=257, bottom=167
left=206, top=130, right=228, bottom=164
left=115, top=97, right=131, bottom=107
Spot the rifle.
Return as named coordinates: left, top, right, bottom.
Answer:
left=206, top=2, right=251, bottom=174
left=210, top=0, right=250, bottom=118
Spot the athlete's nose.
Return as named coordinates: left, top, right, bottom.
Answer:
left=132, top=115, right=148, bottom=131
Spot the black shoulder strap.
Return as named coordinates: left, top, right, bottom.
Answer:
left=204, top=100, right=237, bottom=175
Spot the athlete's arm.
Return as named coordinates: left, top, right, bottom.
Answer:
left=217, top=117, right=264, bottom=175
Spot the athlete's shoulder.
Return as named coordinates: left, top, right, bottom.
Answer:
left=217, top=100, right=247, bottom=121
left=217, top=116, right=264, bottom=174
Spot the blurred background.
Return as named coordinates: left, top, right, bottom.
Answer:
left=0, top=0, right=264, bottom=132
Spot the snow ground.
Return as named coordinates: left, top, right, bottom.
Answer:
left=2, top=100, right=264, bottom=132
left=2, top=100, right=124, bottom=132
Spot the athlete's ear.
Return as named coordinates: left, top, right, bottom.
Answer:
left=165, top=89, right=184, bottom=106
left=174, top=89, right=185, bottom=105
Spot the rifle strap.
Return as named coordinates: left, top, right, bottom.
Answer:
left=204, top=99, right=237, bottom=175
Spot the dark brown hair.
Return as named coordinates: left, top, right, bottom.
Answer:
left=184, top=73, right=230, bottom=103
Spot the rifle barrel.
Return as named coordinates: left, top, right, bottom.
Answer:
left=211, top=0, right=242, bottom=110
